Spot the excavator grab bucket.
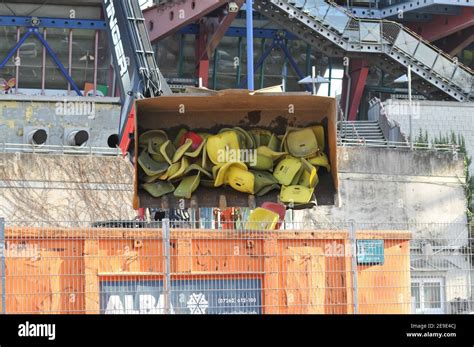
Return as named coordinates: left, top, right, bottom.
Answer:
left=134, top=90, right=339, bottom=209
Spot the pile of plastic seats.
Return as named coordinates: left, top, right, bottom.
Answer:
left=138, top=125, right=331, bottom=205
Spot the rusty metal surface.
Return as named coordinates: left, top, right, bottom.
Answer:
left=144, top=0, right=227, bottom=41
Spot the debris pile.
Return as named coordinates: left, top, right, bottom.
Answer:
left=138, top=126, right=330, bottom=205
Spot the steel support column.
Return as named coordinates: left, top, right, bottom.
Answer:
left=246, top=0, right=255, bottom=91
left=178, top=34, right=186, bottom=77
left=259, top=39, right=266, bottom=89
left=68, top=29, right=73, bottom=93
left=212, top=49, right=219, bottom=89
left=15, top=27, right=20, bottom=94
left=204, top=0, right=245, bottom=58
left=93, top=30, right=99, bottom=96
left=240, top=35, right=309, bottom=91
left=41, top=28, right=47, bottom=94
left=196, top=22, right=210, bottom=88
left=341, top=59, right=369, bottom=121
left=236, top=37, right=243, bottom=87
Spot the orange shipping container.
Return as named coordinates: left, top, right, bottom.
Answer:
left=1, top=227, right=410, bottom=314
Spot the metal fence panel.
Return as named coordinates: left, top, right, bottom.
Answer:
left=0, top=218, right=471, bottom=314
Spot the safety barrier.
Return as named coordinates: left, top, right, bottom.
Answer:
left=0, top=219, right=471, bottom=314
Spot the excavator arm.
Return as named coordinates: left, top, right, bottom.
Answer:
left=102, top=0, right=171, bottom=154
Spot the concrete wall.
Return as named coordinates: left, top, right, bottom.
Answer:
left=0, top=152, right=135, bottom=225
left=305, top=147, right=468, bottom=239
left=1, top=146, right=468, bottom=233
left=0, top=96, right=121, bottom=148
left=384, top=100, right=474, bottom=171
left=0, top=147, right=470, bottom=311
left=302, top=146, right=472, bottom=313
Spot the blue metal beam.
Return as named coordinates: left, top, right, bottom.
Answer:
left=240, top=40, right=275, bottom=89
left=279, top=41, right=305, bottom=81
left=0, top=30, right=33, bottom=69
left=0, top=15, right=106, bottom=30
left=32, top=29, right=83, bottom=96
left=246, top=0, right=254, bottom=91
left=178, top=24, right=298, bottom=40
left=240, top=36, right=310, bottom=92
left=0, top=27, right=82, bottom=96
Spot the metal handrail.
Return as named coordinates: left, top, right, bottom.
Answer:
left=368, top=97, right=410, bottom=145
left=329, top=0, right=469, bottom=68
left=296, top=0, right=473, bottom=75
left=338, top=137, right=461, bottom=152
left=351, top=122, right=361, bottom=141
left=1, top=142, right=122, bottom=156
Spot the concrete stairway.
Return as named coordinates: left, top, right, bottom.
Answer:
left=338, top=120, right=387, bottom=144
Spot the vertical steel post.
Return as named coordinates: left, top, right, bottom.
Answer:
left=93, top=30, right=99, bottom=96
left=68, top=29, right=73, bottom=93
left=305, top=44, right=311, bottom=76
left=15, top=27, right=20, bottom=94
left=111, top=56, right=117, bottom=97
left=162, top=218, right=171, bottom=314
left=178, top=34, right=185, bottom=78
left=246, top=0, right=254, bottom=91
left=34, top=30, right=82, bottom=95
left=344, top=62, right=351, bottom=122
left=41, top=28, right=47, bottom=95
left=236, top=37, right=243, bottom=88
left=212, top=49, right=219, bottom=89
left=259, top=38, right=266, bottom=89
left=408, top=65, right=413, bottom=150
left=282, top=39, right=288, bottom=92
left=328, top=57, right=332, bottom=97
left=0, top=218, right=5, bottom=314
left=349, top=220, right=359, bottom=314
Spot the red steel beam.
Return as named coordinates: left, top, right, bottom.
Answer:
left=204, top=0, right=245, bottom=59
left=407, top=7, right=474, bottom=42
left=435, top=27, right=474, bottom=57
left=348, top=62, right=369, bottom=121
left=144, top=0, right=227, bottom=42
left=341, top=59, right=369, bottom=121
left=196, top=22, right=210, bottom=87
